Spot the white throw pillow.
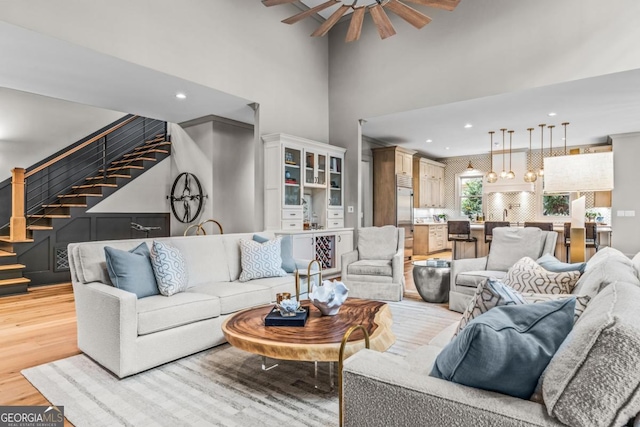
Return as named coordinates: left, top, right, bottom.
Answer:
left=239, top=237, right=287, bottom=282
left=150, top=241, right=189, bottom=296
left=504, top=257, right=580, bottom=294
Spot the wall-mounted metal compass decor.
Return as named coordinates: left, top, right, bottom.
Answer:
left=168, top=172, right=206, bottom=223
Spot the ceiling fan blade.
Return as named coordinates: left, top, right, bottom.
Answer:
left=262, top=0, right=297, bottom=7
left=385, top=0, right=432, bottom=29
left=402, top=0, right=460, bottom=11
left=311, top=5, right=351, bottom=37
left=282, top=0, right=339, bottom=24
left=345, top=6, right=366, bottom=42
left=369, top=4, right=397, bottom=39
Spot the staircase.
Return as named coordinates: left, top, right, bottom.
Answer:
left=0, top=115, right=171, bottom=296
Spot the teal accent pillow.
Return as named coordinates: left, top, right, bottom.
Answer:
left=253, top=234, right=295, bottom=273
left=430, top=298, right=575, bottom=399
left=104, top=243, right=159, bottom=298
left=537, top=254, right=586, bottom=274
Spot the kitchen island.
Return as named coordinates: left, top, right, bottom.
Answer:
left=414, top=222, right=612, bottom=262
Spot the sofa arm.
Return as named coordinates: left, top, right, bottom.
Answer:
left=391, top=248, right=404, bottom=286
left=72, top=281, right=138, bottom=378
left=341, top=249, right=359, bottom=278
left=343, top=349, right=563, bottom=427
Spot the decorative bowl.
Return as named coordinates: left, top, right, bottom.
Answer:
left=309, top=280, right=349, bottom=316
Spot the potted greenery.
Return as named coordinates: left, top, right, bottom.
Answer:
left=585, top=211, right=600, bottom=222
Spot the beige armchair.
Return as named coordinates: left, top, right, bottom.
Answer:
left=450, top=227, right=558, bottom=312
left=341, top=226, right=405, bottom=301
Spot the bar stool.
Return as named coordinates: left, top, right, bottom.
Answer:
left=524, top=222, right=554, bottom=231
left=484, top=221, right=510, bottom=247
left=447, top=220, right=477, bottom=260
left=564, top=222, right=599, bottom=261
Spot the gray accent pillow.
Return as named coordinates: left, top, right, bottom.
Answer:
left=431, top=298, right=575, bottom=400
left=253, top=234, right=295, bottom=273
left=537, top=254, right=586, bottom=274
left=486, top=227, right=543, bottom=271
left=504, top=257, right=580, bottom=294
left=104, top=242, right=159, bottom=298
left=542, top=282, right=640, bottom=427
left=357, top=226, right=398, bottom=260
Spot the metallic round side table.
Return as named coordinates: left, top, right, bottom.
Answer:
left=412, top=259, right=451, bottom=303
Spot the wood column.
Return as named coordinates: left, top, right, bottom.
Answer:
left=10, top=167, right=27, bottom=241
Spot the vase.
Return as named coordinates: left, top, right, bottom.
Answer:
left=309, top=280, right=349, bottom=316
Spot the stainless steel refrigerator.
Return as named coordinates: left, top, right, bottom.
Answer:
left=396, top=175, right=414, bottom=260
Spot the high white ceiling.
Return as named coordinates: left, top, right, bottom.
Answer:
left=363, top=68, right=640, bottom=158
left=0, top=21, right=255, bottom=126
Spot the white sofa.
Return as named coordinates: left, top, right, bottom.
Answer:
left=342, top=247, right=640, bottom=426
left=68, top=232, right=306, bottom=378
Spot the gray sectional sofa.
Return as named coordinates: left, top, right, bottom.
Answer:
left=69, top=232, right=305, bottom=378
left=343, top=247, right=640, bottom=426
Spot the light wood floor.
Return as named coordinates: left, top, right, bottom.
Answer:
left=0, top=256, right=453, bottom=426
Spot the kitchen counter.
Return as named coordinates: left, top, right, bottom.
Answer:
left=413, top=221, right=612, bottom=261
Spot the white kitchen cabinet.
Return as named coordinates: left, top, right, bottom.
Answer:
left=413, top=157, right=445, bottom=208
left=263, top=134, right=346, bottom=231
left=282, top=229, right=354, bottom=278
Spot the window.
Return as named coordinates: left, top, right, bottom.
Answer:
left=543, top=193, right=570, bottom=217
left=458, top=175, right=483, bottom=219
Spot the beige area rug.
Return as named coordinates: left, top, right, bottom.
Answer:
left=22, top=298, right=459, bottom=427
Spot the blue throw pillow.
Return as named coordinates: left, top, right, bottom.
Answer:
left=430, top=298, right=575, bottom=399
left=104, top=243, right=159, bottom=298
left=253, top=234, right=295, bottom=273
left=537, top=253, right=586, bottom=274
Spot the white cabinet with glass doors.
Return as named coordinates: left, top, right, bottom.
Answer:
left=263, top=134, right=347, bottom=231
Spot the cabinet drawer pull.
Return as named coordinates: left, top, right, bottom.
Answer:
left=290, top=224, right=296, bottom=227
left=290, top=213, right=296, bottom=216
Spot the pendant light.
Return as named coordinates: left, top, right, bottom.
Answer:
left=548, top=125, right=555, bottom=157
left=500, top=128, right=507, bottom=178
left=487, top=131, right=498, bottom=183
left=524, top=128, right=537, bottom=182
left=537, top=124, right=546, bottom=177
left=506, top=130, right=515, bottom=179
left=562, top=122, right=570, bottom=155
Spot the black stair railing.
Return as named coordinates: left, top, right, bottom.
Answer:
left=10, top=115, right=167, bottom=229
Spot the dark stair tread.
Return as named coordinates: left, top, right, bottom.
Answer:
left=0, top=277, right=30, bottom=286
left=27, top=225, right=54, bottom=231
left=0, top=264, right=26, bottom=271
left=86, top=174, right=131, bottom=181
left=98, top=165, right=145, bottom=172
left=72, top=183, right=118, bottom=189
left=58, top=194, right=103, bottom=198
left=0, top=250, right=16, bottom=257
left=42, top=203, right=87, bottom=208
left=123, top=149, right=168, bottom=157
left=27, top=214, right=71, bottom=219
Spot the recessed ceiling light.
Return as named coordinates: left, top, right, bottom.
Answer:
left=548, top=112, right=557, bottom=117
left=175, top=92, right=187, bottom=100
left=445, top=147, right=450, bottom=150
left=464, top=124, right=473, bottom=129
left=426, top=139, right=432, bottom=143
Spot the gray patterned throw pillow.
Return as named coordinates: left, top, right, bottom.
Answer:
left=239, top=237, right=287, bottom=282
left=504, top=257, right=580, bottom=294
left=455, top=278, right=527, bottom=336
left=150, top=241, right=189, bottom=296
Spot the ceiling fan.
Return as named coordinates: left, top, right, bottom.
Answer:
left=262, top=0, right=461, bottom=42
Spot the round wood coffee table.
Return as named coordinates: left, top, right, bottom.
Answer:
left=222, top=298, right=395, bottom=388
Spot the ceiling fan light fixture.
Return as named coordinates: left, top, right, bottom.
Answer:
left=268, top=0, right=460, bottom=42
